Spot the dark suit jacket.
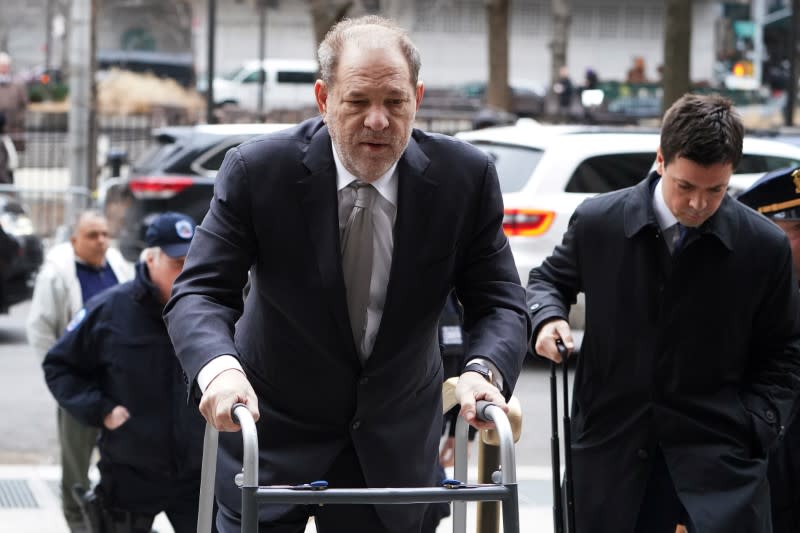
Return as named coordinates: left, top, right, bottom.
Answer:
left=164, top=117, right=530, bottom=530
left=528, top=172, right=800, bottom=533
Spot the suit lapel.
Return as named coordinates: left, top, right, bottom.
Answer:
left=371, top=136, right=434, bottom=358
left=297, top=127, right=356, bottom=359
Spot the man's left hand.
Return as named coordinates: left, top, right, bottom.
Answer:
left=455, top=371, right=508, bottom=431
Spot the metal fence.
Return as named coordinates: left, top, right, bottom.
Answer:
left=14, top=112, right=155, bottom=241
left=13, top=107, right=480, bottom=242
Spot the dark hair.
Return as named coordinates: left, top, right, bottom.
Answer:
left=317, top=15, right=421, bottom=88
left=660, top=93, right=744, bottom=169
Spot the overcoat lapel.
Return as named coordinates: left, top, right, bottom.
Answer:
left=297, top=127, right=359, bottom=362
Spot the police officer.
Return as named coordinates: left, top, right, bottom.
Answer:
left=42, top=212, right=207, bottom=533
left=738, top=166, right=800, bottom=533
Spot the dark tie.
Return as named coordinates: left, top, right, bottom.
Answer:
left=341, top=182, right=376, bottom=362
left=673, top=223, right=689, bottom=254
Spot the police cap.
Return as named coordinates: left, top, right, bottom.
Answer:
left=737, top=166, right=800, bottom=221
left=145, top=211, right=196, bottom=257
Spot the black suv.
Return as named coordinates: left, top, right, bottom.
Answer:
left=107, top=123, right=294, bottom=261
left=0, top=195, right=44, bottom=312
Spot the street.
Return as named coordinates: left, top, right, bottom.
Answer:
left=0, top=299, right=566, bottom=532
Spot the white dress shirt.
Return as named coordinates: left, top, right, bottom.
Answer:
left=652, top=178, right=683, bottom=254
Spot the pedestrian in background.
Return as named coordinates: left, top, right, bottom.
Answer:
left=0, top=52, right=28, bottom=152
left=528, top=93, right=800, bottom=532
left=552, top=65, right=574, bottom=122
left=42, top=212, right=207, bottom=533
left=738, top=166, right=800, bottom=533
left=165, top=14, right=530, bottom=533
left=27, top=210, right=133, bottom=533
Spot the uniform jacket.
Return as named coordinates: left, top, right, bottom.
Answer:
left=26, top=242, right=133, bottom=360
left=528, top=172, right=800, bottom=533
left=42, top=262, right=206, bottom=483
left=164, top=117, right=530, bottom=530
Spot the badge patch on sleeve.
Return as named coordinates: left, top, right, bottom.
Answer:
left=66, top=308, right=87, bottom=332
left=441, top=326, right=463, bottom=345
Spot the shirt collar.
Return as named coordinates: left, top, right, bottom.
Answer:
left=332, top=141, right=399, bottom=207
left=652, top=178, right=678, bottom=231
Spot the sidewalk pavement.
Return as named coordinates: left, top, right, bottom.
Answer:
left=0, top=464, right=555, bottom=532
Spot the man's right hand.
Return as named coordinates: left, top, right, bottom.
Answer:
left=534, top=318, right=574, bottom=363
left=199, top=368, right=260, bottom=431
left=104, top=405, right=130, bottom=430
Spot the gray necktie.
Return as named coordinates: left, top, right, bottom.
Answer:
left=341, top=182, right=376, bottom=361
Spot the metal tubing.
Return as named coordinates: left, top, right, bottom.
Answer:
left=501, top=484, right=520, bottom=533
left=241, top=487, right=258, bottom=533
left=232, top=404, right=259, bottom=488
left=253, top=486, right=510, bottom=505
left=227, top=401, right=520, bottom=533
left=197, top=424, right=219, bottom=533
left=477, top=402, right=516, bottom=485
left=232, top=404, right=260, bottom=533
left=454, top=416, right=469, bottom=533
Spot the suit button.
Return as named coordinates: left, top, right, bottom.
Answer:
left=359, top=377, right=369, bottom=385
left=637, top=449, right=649, bottom=460
left=352, top=420, right=361, bottom=430
left=765, top=410, right=776, bottom=423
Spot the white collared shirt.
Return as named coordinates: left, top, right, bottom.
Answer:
left=652, top=178, right=683, bottom=253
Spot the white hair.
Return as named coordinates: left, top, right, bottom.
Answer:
left=141, top=246, right=161, bottom=262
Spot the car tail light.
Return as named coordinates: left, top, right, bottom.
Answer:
left=502, top=209, right=555, bottom=236
left=129, top=176, right=194, bottom=199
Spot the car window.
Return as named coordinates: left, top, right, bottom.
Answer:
left=132, top=135, right=184, bottom=173
left=276, top=71, right=316, bottom=84
left=566, top=153, right=655, bottom=193
left=735, top=154, right=800, bottom=174
left=468, top=142, right=543, bottom=193
left=221, top=67, right=245, bottom=81
left=242, top=69, right=264, bottom=83
left=197, top=144, right=241, bottom=174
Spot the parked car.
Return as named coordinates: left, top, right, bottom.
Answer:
left=198, top=59, right=318, bottom=112
left=456, top=120, right=800, bottom=339
left=0, top=195, right=43, bottom=312
left=106, top=123, right=295, bottom=261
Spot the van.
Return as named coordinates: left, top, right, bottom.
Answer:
left=209, top=59, right=318, bottom=112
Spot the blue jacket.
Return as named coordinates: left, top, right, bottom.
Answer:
left=43, top=261, right=205, bottom=479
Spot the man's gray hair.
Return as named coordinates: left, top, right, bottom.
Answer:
left=68, top=209, right=106, bottom=237
left=317, top=15, right=421, bottom=88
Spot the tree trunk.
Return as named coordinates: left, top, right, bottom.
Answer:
left=662, top=0, right=692, bottom=114
left=549, top=0, right=570, bottom=115
left=486, top=0, right=511, bottom=112
left=310, top=0, right=354, bottom=51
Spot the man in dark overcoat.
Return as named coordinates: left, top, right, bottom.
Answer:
left=528, top=93, right=800, bottom=533
left=738, top=166, right=800, bottom=533
left=164, top=15, right=530, bottom=533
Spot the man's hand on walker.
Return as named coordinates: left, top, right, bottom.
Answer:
left=200, top=368, right=260, bottom=431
